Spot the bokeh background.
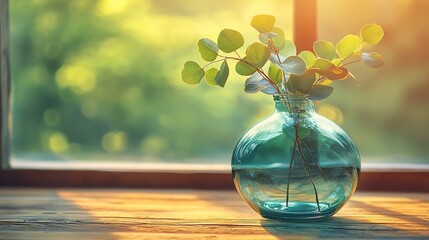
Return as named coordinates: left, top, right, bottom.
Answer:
left=9, top=0, right=429, bottom=165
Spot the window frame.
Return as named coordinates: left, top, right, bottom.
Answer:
left=1, top=0, right=428, bottom=191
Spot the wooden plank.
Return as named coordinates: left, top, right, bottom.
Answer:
left=0, top=189, right=428, bottom=239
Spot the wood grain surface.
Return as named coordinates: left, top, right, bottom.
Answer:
left=0, top=188, right=428, bottom=239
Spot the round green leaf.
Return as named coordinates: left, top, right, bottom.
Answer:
left=308, top=85, right=334, bottom=101
left=360, top=23, right=384, bottom=45
left=245, top=42, right=270, bottom=68
left=298, top=50, right=316, bottom=68
left=336, top=34, right=362, bottom=59
left=313, top=59, right=334, bottom=71
left=259, top=27, right=285, bottom=53
left=288, top=70, right=316, bottom=93
left=205, top=68, right=218, bottom=86
left=280, top=56, right=306, bottom=75
left=181, top=61, right=204, bottom=84
left=244, top=75, right=269, bottom=94
left=268, top=63, right=283, bottom=84
left=361, top=52, right=384, bottom=68
left=215, top=60, right=229, bottom=87
left=313, top=40, right=336, bottom=61
left=282, top=40, right=296, bottom=58
left=251, top=14, right=275, bottom=33
left=198, top=38, right=219, bottom=61
left=217, top=29, right=244, bottom=53
left=236, top=57, right=257, bottom=76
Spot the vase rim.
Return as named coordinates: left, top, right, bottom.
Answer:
left=273, top=94, right=310, bottom=102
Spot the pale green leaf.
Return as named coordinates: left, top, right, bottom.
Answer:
left=204, top=68, right=218, bottom=86
left=336, top=34, right=362, bottom=59
left=288, top=70, right=316, bottom=93
left=313, top=40, right=336, bottom=61
left=181, top=61, right=204, bottom=84
left=313, top=59, right=335, bottom=71
left=244, top=74, right=270, bottom=94
left=217, top=29, right=244, bottom=53
left=331, top=58, right=342, bottom=66
left=215, top=60, right=229, bottom=87
left=360, top=23, right=384, bottom=45
left=198, top=38, right=219, bottom=61
left=236, top=57, right=257, bottom=76
left=280, top=56, right=306, bottom=75
left=259, top=27, right=285, bottom=53
left=259, top=32, right=279, bottom=43
left=251, top=14, right=275, bottom=33
left=268, top=54, right=285, bottom=66
left=361, top=52, right=384, bottom=68
left=308, top=85, right=334, bottom=100
left=281, top=40, right=296, bottom=58
left=268, top=63, right=283, bottom=84
left=298, top=50, right=316, bottom=68
left=261, top=85, right=278, bottom=95
left=244, top=83, right=268, bottom=94
left=245, top=42, right=270, bottom=68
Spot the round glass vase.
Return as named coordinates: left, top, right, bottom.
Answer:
left=232, top=95, right=360, bottom=221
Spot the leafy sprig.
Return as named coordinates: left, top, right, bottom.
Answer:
left=182, top=14, right=384, bottom=101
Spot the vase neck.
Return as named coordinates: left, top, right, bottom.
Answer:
left=273, top=95, right=315, bottom=114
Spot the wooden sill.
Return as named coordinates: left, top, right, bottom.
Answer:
left=0, top=162, right=428, bottom=191
left=0, top=188, right=428, bottom=239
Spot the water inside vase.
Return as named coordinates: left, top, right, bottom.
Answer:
left=232, top=165, right=359, bottom=219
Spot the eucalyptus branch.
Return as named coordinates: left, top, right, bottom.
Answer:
left=233, top=50, right=242, bottom=59
left=221, top=55, right=283, bottom=94
left=286, top=139, right=297, bottom=207
left=296, top=137, right=321, bottom=212
left=341, top=59, right=362, bottom=67
left=298, top=135, right=328, bottom=180
left=202, top=58, right=227, bottom=69
left=336, top=41, right=364, bottom=67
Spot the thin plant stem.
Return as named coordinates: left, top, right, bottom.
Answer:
left=286, top=139, right=297, bottom=207
left=298, top=135, right=328, bottom=181
left=202, top=58, right=227, bottom=69
left=341, top=59, right=361, bottom=67
left=296, top=136, right=321, bottom=212
left=336, top=41, right=363, bottom=67
left=220, top=55, right=283, bottom=94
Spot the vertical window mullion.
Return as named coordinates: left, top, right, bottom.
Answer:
left=294, top=0, right=318, bottom=52
left=0, top=0, right=11, bottom=169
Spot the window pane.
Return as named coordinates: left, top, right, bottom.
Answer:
left=318, top=0, right=429, bottom=163
left=10, top=0, right=293, bottom=166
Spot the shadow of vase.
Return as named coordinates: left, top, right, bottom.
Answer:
left=260, top=217, right=402, bottom=239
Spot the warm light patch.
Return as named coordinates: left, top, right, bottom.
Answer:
left=317, top=104, right=344, bottom=124
left=55, top=65, right=97, bottom=94
left=49, top=132, right=69, bottom=153
left=96, top=0, right=129, bottom=16
left=141, top=136, right=166, bottom=155
left=102, top=131, right=128, bottom=153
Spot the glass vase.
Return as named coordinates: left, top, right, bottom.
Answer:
left=231, top=95, right=360, bottom=221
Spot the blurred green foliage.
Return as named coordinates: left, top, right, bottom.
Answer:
left=10, top=0, right=429, bottom=163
